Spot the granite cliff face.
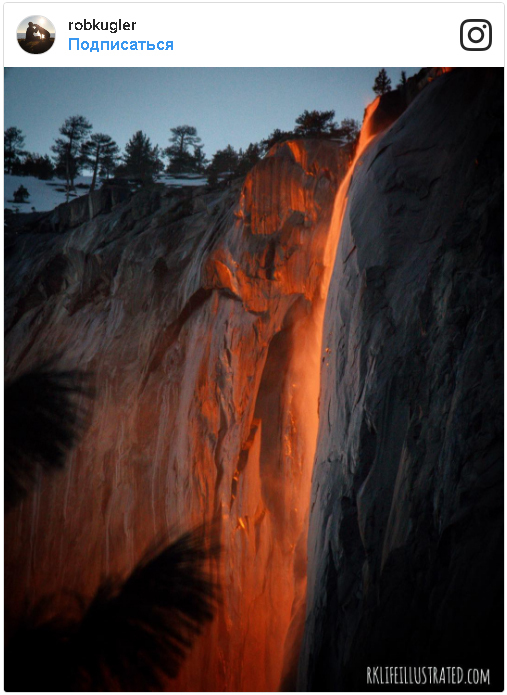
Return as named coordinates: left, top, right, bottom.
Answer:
left=299, top=68, right=503, bottom=690
left=5, top=139, right=347, bottom=691
left=5, top=68, right=502, bottom=691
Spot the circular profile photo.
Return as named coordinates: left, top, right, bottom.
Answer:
left=17, top=16, right=55, bottom=54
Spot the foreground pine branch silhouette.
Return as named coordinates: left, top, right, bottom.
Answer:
left=5, top=360, right=221, bottom=690
left=5, top=363, right=92, bottom=510
left=5, top=526, right=221, bottom=691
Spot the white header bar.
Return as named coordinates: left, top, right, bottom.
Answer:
left=4, top=2, right=505, bottom=67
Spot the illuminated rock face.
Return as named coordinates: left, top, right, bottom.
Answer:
left=5, top=140, right=347, bottom=691
left=299, top=69, right=503, bottom=690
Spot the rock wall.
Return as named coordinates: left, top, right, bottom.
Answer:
left=299, top=68, right=503, bottom=690
left=5, top=140, right=348, bottom=691
left=5, top=69, right=502, bottom=692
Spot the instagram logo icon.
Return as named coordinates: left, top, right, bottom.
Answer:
left=460, top=19, right=492, bottom=51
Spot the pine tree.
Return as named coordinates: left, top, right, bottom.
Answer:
left=192, top=145, right=208, bottom=174
left=236, top=143, right=263, bottom=176
left=99, top=147, right=120, bottom=180
left=373, top=69, right=392, bottom=96
left=206, top=145, right=239, bottom=186
left=19, top=154, right=54, bottom=180
left=164, top=125, right=203, bottom=175
left=398, top=71, right=408, bottom=89
left=335, top=118, right=360, bottom=146
left=81, top=133, right=119, bottom=192
left=51, top=116, right=92, bottom=201
left=294, top=109, right=337, bottom=137
left=260, top=129, right=294, bottom=153
left=53, top=150, right=80, bottom=193
left=13, top=185, right=29, bottom=203
left=4, top=127, right=26, bottom=174
left=116, top=131, right=163, bottom=184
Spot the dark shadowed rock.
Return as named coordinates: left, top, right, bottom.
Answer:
left=299, top=68, right=503, bottom=691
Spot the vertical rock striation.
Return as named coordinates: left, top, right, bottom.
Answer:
left=5, top=69, right=502, bottom=692
left=5, top=140, right=348, bottom=691
left=300, top=68, right=503, bottom=690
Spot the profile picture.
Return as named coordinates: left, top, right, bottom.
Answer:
left=17, top=16, right=55, bottom=54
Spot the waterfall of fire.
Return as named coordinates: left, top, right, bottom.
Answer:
left=292, top=97, right=382, bottom=508
left=279, top=96, right=384, bottom=683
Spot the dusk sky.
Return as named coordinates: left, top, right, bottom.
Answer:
left=5, top=67, right=419, bottom=161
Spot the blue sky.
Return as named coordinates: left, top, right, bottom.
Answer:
left=5, top=67, right=419, bottom=159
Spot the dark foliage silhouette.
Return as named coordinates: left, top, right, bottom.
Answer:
left=261, top=128, right=294, bottom=151
left=4, top=127, right=26, bottom=174
left=12, top=153, right=55, bottom=180
left=5, top=358, right=220, bottom=690
left=206, top=144, right=240, bottom=186
left=81, top=133, right=120, bottom=191
left=12, top=185, right=29, bottom=204
left=373, top=68, right=392, bottom=95
left=294, top=109, right=337, bottom=137
left=164, top=125, right=205, bottom=175
left=51, top=116, right=93, bottom=200
left=115, top=130, right=163, bottom=184
left=5, top=363, right=92, bottom=510
left=5, top=526, right=220, bottom=691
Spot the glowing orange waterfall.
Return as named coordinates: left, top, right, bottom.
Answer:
left=297, top=97, right=382, bottom=476
left=281, top=96, right=384, bottom=682
left=324, top=97, right=381, bottom=277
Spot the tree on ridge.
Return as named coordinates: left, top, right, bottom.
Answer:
left=373, top=68, right=392, bottom=96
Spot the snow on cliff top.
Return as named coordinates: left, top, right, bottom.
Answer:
left=4, top=174, right=208, bottom=213
left=4, top=175, right=93, bottom=213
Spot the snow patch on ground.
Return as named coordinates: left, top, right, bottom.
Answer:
left=4, top=175, right=92, bottom=212
left=160, top=174, right=208, bottom=187
left=4, top=174, right=208, bottom=213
